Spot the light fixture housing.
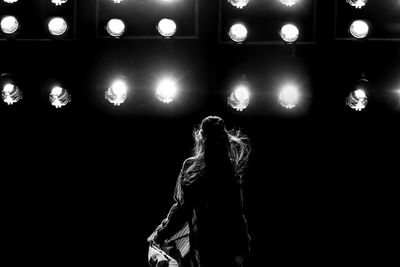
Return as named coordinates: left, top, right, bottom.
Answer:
left=48, top=17, right=68, bottom=36
left=105, top=78, right=128, bottom=106
left=280, top=23, right=299, bottom=43
left=106, top=19, right=126, bottom=37
left=228, top=0, right=250, bottom=9
left=229, top=23, right=248, bottom=43
left=49, top=86, right=71, bottom=108
left=346, top=0, right=368, bottom=9
left=349, top=20, right=369, bottom=39
left=227, top=82, right=250, bottom=111
left=157, top=18, right=177, bottom=38
left=1, top=15, right=19, bottom=35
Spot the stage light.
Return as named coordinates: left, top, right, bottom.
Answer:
left=48, top=17, right=68, bottom=36
left=110, top=0, right=124, bottom=3
left=229, top=23, right=247, bottom=43
left=278, top=84, right=300, bottom=109
left=51, top=0, right=68, bottom=6
left=1, top=16, right=19, bottom=35
left=49, top=86, right=71, bottom=108
left=346, top=89, right=368, bottom=111
left=3, top=0, right=18, bottom=3
left=156, top=78, right=178, bottom=104
left=106, top=19, right=125, bottom=37
left=2, top=83, right=22, bottom=105
left=280, top=23, right=299, bottom=43
left=227, top=83, right=250, bottom=111
left=228, top=0, right=250, bottom=9
left=280, top=0, right=297, bottom=7
left=350, top=20, right=369, bottom=39
left=105, top=79, right=128, bottom=106
left=157, top=18, right=177, bottom=37
left=346, top=0, right=368, bottom=9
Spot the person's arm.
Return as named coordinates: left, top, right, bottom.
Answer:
left=148, top=158, right=193, bottom=245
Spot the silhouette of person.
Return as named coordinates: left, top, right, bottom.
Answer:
left=148, top=116, right=251, bottom=267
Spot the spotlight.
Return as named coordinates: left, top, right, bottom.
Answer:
left=3, top=0, right=18, bottom=3
left=51, top=0, right=68, bottom=6
left=346, top=0, right=368, bottom=9
left=106, top=19, right=125, bottom=37
left=1, top=16, right=19, bottom=35
left=280, top=23, right=299, bottom=43
left=280, top=0, right=297, bottom=7
left=48, top=17, right=68, bottom=36
left=105, top=79, right=128, bottom=106
left=227, top=83, right=250, bottom=111
left=110, top=0, right=124, bottom=3
left=349, top=20, right=369, bottom=39
left=49, top=86, right=71, bottom=108
left=1, top=83, right=22, bottom=105
left=157, top=18, right=177, bottom=38
left=228, top=0, right=250, bottom=9
left=229, top=23, right=248, bottom=43
left=156, top=78, right=178, bottom=104
left=279, top=84, right=300, bottom=109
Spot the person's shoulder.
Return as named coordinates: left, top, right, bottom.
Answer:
left=182, top=157, right=195, bottom=168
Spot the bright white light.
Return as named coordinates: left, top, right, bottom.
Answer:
left=280, top=0, right=297, bottom=7
left=227, top=84, right=250, bottom=111
left=48, top=17, right=68, bottom=36
left=51, top=0, right=68, bottom=6
left=157, top=19, right=177, bottom=37
left=105, top=79, right=128, bottom=106
left=156, top=78, right=178, bottom=104
left=228, top=0, right=250, bottom=9
left=346, top=89, right=368, bottom=111
left=3, top=0, right=18, bottom=3
left=1, top=16, right=19, bottom=34
left=110, top=0, right=124, bottom=3
left=279, top=84, right=300, bottom=109
left=2, top=83, right=22, bottom=105
left=350, top=20, right=369, bottom=39
left=229, top=23, right=248, bottom=43
left=106, top=19, right=125, bottom=37
left=49, top=86, right=71, bottom=108
left=280, top=24, right=299, bottom=43
left=346, top=0, right=368, bottom=9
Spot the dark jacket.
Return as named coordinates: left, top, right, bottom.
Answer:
left=151, top=157, right=251, bottom=267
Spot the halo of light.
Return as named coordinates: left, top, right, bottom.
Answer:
left=350, top=20, right=369, bottom=39
left=156, top=78, right=178, bottom=104
left=1, top=16, right=19, bottom=34
left=227, top=83, right=250, bottom=111
left=280, top=24, right=299, bottom=43
left=48, top=17, right=68, bottom=36
left=106, top=19, right=125, bottom=37
left=229, top=23, right=248, bottom=43
left=157, top=19, right=177, bottom=37
left=279, top=84, right=300, bottom=109
left=228, top=0, right=250, bottom=9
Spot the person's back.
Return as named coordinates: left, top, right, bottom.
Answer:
left=148, top=116, right=251, bottom=267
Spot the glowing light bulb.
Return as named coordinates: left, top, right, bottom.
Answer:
left=2, top=83, right=22, bottom=105
left=157, top=19, right=177, bottom=37
left=228, top=0, right=250, bottom=9
left=3, top=0, right=18, bottom=3
left=279, top=84, right=300, bottom=109
left=280, top=0, right=297, bottom=7
left=156, top=78, right=178, bottom=104
left=280, top=24, right=299, bottom=43
left=1, top=16, right=19, bottom=34
left=228, top=84, right=250, bottom=111
left=350, top=20, right=369, bottom=39
left=51, top=0, right=68, bottom=6
left=48, top=17, right=68, bottom=36
left=346, top=89, right=368, bottom=111
left=110, top=0, right=124, bottom=3
left=106, top=19, right=125, bottom=37
left=346, top=0, right=368, bottom=9
left=49, top=86, right=71, bottom=108
left=105, top=79, right=128, bottom=106
left=229, top=23, right=248, bottom=43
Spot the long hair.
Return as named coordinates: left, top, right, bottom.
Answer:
left=175, top=116, right=251, bottom=203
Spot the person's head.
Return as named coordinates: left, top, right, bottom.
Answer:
left=191, top=115, right=251, bottom=176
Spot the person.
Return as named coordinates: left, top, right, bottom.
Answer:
left=148, top=115, right=251, bottom=267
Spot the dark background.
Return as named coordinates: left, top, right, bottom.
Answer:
left=1, top=1, right=399, bottom=266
